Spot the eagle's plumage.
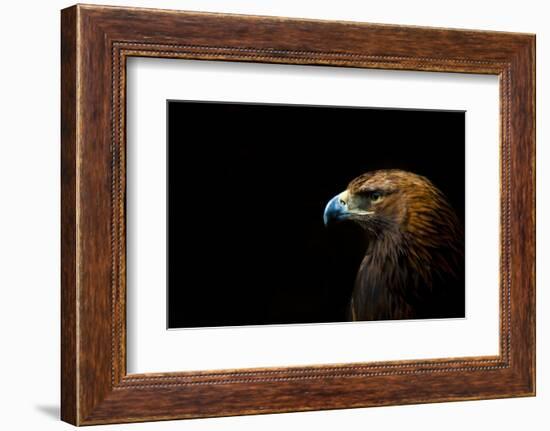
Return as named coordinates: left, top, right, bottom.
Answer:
left=324, top=169, right=464, bottom=321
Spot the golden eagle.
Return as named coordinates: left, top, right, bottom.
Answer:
left=323, top=169, right=464, bottom=321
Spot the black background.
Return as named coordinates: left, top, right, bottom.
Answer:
left=167, top=101, right=465, bottom=328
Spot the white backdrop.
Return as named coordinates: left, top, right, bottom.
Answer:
left=0, top=1, right=546, bottom=430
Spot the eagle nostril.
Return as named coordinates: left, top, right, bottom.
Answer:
left=339, top=199, right=346, bottom=206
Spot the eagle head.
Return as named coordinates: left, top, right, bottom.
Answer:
left=324, top=169, right=461, bottom=246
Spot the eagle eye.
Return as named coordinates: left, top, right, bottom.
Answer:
left=370, top=192, right=383, bottom=203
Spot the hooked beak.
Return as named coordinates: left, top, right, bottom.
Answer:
left=323, top=192, right=349, bottom=226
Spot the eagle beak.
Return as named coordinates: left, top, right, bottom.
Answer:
left=323, top=192, right=349, bottom=226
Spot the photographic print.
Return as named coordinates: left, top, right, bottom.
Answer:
left=167, top=101, right=465, bottom=328
left=61, top=7, right=536, bottom=423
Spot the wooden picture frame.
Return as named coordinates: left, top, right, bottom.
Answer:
left=61, top=4, right=535, bottom=425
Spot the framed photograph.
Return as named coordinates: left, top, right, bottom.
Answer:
left=61, top=4, right=535, bottom=425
